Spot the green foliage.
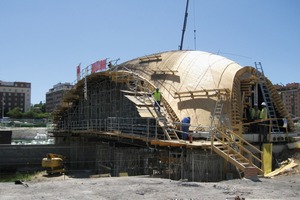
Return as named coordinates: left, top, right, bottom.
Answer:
left=0, top=172, right=36, bottom=182
left=7, top=107, right=22, bottom=118
left=6, top=103, right=49, bottom=119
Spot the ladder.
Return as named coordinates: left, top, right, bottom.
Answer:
left=211, top=99, right=236, bottom=143
left=210, top=99, right=233, bottom=132
left=255, top=62, right=280, bottom=133
left=210, top=99, right=223, bottom=128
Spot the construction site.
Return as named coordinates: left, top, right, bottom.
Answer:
left=48, top=49, right=297, bottom=182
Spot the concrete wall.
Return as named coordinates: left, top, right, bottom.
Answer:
left=0, top=131, right=12, bottom=144
left=0, top=145, right=70, bottom=173
left=0, top=142, right=225, bottom=182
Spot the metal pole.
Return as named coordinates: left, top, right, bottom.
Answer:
left=1, top=97, right=4, bottom=118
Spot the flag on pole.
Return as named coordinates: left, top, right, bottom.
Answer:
left=76, top=64, right=81, bottom=82
left=91, top=59, right=107, bottom=73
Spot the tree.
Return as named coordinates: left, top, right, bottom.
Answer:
left=7, top=107, right=22, bottom=118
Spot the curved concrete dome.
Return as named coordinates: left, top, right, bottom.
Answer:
left=54, top=49, right=293, bottom=138
left=120, top=50, right=243, bottom=129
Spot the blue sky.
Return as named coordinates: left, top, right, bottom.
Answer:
left=0, top=0, right=299, bottom=104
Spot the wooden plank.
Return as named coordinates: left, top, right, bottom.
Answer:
left=137, top=108, right=157, bottom=118
left=152, top=69, right=178, bottom=74
left=124, top=95, right=152, bottom=106
left=174, top=88, right=230, bottom=98
left=264, top=159, right=298, bottom=177
left=139, top=55, right=162, bottom=63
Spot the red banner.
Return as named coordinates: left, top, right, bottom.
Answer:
left=91, top=59, right=106, bottom=73
left=76, top=64, right=81, bottom=81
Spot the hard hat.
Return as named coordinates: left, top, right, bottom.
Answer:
left=261, top=102, right=266, bottom=106
left=254, top=103, right=258, bottom=106
left=156, top=88, right=159, bottom=90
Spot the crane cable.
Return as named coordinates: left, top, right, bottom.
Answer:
left=193, top=0, right=197, bottom=50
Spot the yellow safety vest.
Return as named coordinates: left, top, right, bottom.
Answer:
left=260, top=107, right=268, bottom=120
left=251, top=108, right=260, bottom=120
left=153, top=91, right=161, bottom=101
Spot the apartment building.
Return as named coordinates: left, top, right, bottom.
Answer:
left=0, top=81, right=31, bottom=115
left=46, top=82, right=74, bottom=112
left=276, top=83, right=300, bottom=118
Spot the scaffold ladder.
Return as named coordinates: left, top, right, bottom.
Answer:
left=123, top=71, right=179, bottom=140
left=255, top=62, right=280, bottom=133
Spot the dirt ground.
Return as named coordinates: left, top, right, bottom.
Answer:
left=0, top=170, right=299, bottom=200
left=1, top=149, right=299, bottom=200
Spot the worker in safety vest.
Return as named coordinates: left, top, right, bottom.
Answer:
left=250, top=104, right=260, bottom=133
left=260, top=102, right=268, bottom=120
left=250, top=104, right=260, bottom=121
left=259, top=102, right=268, bottom=142
left=152, top=88, right=162, bottom=112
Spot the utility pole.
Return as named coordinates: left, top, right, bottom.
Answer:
left=179, top=0, right=189, bottom=50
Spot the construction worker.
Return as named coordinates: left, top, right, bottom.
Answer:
left=152, top=88, right=162, bottom=112
left=251, top=104, right=261, bottom=121
left=260, top=102, right=268, bottom=120
left=108, top=61, right=113, bottom=68
left=181, top=117, right=190, bottom=140
left=259, top=102, right=268, bottom=142
left=250, top=104, right=260, bottom=133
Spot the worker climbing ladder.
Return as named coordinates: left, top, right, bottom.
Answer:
left=255, top=62, right=280, bottom=133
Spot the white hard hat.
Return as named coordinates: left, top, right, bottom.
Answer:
left=261, top=102, right=266, bottom=106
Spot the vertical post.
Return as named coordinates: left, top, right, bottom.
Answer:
left=168, top=147, right=171, bottom=179
left=192, top=150, right=194, bottom=182
left=254, top=84, right=258, bottom=106
left=181, top=148, right=184, bottom=180
left=211, top=129, right=214, bottom=154
left=1, top=96, right=4, bottom=119
left=131, top=118, right=133, bottom=135
left=147, top=118, right=150, bottom=141
left=155, top=119, right=158, bottom=140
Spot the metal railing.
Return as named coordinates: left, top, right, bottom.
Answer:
left=53, top=117, right=167, bottom=140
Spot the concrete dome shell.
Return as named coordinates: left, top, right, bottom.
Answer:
left=55, top=49, right=294, bottom=136
left=119, top=50, right=243, bottom=129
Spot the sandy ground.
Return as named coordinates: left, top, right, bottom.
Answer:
left=0, top=172, right=299, bottom=200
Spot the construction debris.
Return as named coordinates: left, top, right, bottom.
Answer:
left=14, top=180, right=29, bottom=187
left=264, top=158, right=298, bottom=177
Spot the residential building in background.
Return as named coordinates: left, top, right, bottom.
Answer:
left=0, top=81, right=31, bottom=116
left=46, top=82, right=74, bottom=112
left=275, top=83, right=300, bottom=118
